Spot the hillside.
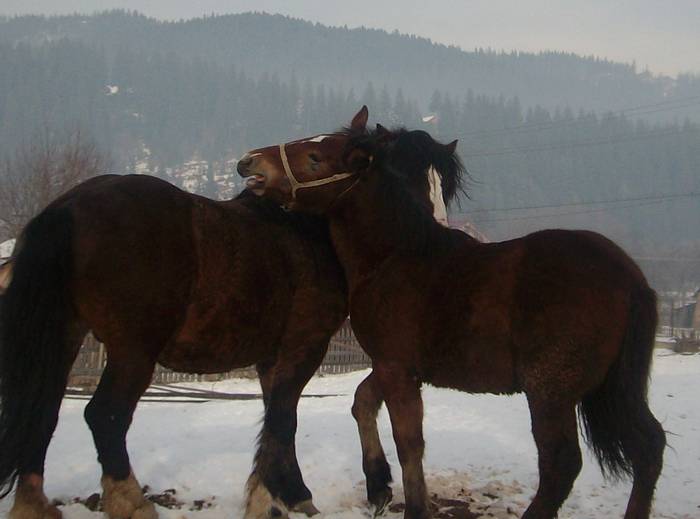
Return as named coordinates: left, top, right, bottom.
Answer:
left=0, top=11, right=698, bottom=268
left=1, top=10, right=700, bottom=118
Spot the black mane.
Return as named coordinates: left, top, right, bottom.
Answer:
left=384, top=128, right=468, bottom=205
left=340, top=125, right=468, bottom=205
left=339, top=125, right=470, bottom=255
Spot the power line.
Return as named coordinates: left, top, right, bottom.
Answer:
left=459, top=98, right=700, bottom=141
left=454, top=191, right=700, bottom=216
left=461, top=126, right=700, bottom=159
left=468, top=199, right=666, bottom=224
left=462, top=99, right=700, bottom=143
left=633, top=256, right=700, bottom=263
left=450, top=94, right=700, bottom=141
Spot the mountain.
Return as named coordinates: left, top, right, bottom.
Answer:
left=1, top=10, right=699, bottom=119
left=0, top=11, right=699, bottom=274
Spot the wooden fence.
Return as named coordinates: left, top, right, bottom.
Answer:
left=69, top=319, right=370, bottom=388
left=656, top=325, right=700, bottom=354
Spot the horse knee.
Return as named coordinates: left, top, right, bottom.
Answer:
left=351, top=392, right=370, bottom=422
left=83, top=398, right=100, bottom=432
left=560, top=440, right=583, bottom=484
left=352, top=380, right=379, bottom=421
left=628, top=415, right=665, bottom=484
left=84, top=399, right=130, bottom=436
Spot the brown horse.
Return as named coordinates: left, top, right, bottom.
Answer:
left=0, top=174, right=349, bottom=519
left=238, top=107, right=666, bottom=519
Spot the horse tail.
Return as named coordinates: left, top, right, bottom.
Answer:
left=0, top=206, right=76, bottom=497
left=578, top=287, right=665, bottom=480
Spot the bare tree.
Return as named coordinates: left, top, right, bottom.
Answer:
left=0, top=128, right=109, bottom=240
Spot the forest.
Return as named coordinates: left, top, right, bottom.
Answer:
left=0, top=11, right=699, bottom=287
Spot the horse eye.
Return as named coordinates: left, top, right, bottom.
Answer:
left=309, top=153, right=321, bottom=163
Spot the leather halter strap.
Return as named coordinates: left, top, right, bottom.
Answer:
left=279, top=142, right=356, bottom=199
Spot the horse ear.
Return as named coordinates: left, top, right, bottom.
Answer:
left=445, top=140, right=458, bottom=154
left=376, top=123, right=389, bottom=135
left=351, top=106, right=369, bottom=130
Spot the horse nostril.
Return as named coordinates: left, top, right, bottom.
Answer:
left=237, top=156, right=252, bottom=174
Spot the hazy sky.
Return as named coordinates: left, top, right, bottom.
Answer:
left=2, top=0, right=699, bottom=77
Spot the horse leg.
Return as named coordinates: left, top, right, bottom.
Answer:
left=522, top=397, right=582, bottom=519
left=8, top=328, right=85, bottom=519
left=256, top=359, right=276, bottom=409
left=83, top=351, right=157, bottom=519
left=256, top=352, right=321, bottom=514
left=375, top=365, right=429, bottom=519
left=622, top=404, right=665, bottom=519
left=351, top=370, right=392, bottom=514
left=245, top=341, right=327, bottom=519
left=9, top=475, right=62, bottom=519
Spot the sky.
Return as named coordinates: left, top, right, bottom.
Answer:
left=1, top=0, right=699, bottom=77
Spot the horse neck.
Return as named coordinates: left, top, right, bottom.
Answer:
left=327, top=174, right=449, bottom=289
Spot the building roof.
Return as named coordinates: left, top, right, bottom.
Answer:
left=0, top=239, right=15, bottom=260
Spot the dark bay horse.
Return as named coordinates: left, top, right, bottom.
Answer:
left=0, top=175, right=349, bottom=519
left=238, top=107, right=666, bottom=519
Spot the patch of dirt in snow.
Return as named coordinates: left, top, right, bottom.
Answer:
left=55, top=487, right=216, bottom=514
left=383, top=472, right=526, bottom=519
left=431, top=472, right=525, bottom=519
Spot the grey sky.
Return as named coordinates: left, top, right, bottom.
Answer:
left=2, top=0, right=699, bottom=77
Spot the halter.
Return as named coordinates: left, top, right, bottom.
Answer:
left=279, top=142, right=357, bottom=199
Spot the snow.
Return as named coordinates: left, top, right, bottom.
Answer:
left=0, top=351, right=697, bottom=518
left=0, top=239, right=15, bottom=259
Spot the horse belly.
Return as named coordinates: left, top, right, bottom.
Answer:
left=159, top=301, right=280, bottom=373
left=424, top=337, right=517, bottom=394
left=158, top=334, right=267, bottom=374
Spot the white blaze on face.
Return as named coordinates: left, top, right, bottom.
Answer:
left=429, top=167, right=449, bottom=226
left=302, top=134, right=332, bottom=143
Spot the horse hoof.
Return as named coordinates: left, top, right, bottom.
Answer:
left=8, top=475, right=63, bottom=519
left=370, top=488, right=393, bottom=517
left=291, top=499, right=320, bottom=516
left=102, top=473, right=158, bottom=519
left=8, top=503, right=62, bottom=519
left=104, top=495, right=158, bottom=519
left=243, top=504, right=289, bottom=519
left=270, top=505, right=287, bottom=518
left=131, top=501, right=158, bottom=519
left=243, top=473, right=289, bottom=519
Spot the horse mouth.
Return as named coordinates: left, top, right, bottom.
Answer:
left=244, top=173, right=266, bottom=189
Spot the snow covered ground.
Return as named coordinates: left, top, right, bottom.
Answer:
left=0, top=349, right=697, bottom=519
